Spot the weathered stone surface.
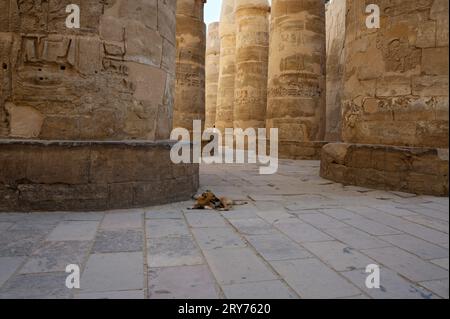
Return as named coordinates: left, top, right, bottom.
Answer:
left=0, top=1, right=199, bottom=211
left=325, top=0, right=346, bottom=141
left=233, top=0, right=269, bottom=137
left=173, top=0, right=206, bottom=134
left=278, top=140, right=328, bottom=160
left=266, top=0, right=326, bottom=158
left=215, top=0, right=237, bottom=134
left=341, top=0, right=449, bottom=148
left=0, top=140, right=199, bottom=211
left=0, top=0, right=176, bottom=140
left=205, top=22, right=220, bottom=129
left=321, top=143, right=449, bottom=196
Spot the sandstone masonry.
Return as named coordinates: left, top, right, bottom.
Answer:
left=205, top=22, right=220, bottom=129
left=215, top=0, right=237, bottom=134
left=321, top=0, right=449, bottom=196
left=266, top=0, right=326, bottom=159
left=173, top=0, right=207, bottom=135
left=233, top=0, right=270, bottom=133
left=0, top=0, right=199, bottom=211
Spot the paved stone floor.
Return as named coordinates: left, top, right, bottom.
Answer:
left=0, top=160, right=448, bottom=299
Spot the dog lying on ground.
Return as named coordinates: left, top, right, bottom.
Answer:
left=189, top=190, right=247, bottom=211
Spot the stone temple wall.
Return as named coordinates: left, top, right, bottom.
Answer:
left=321, top=0, right=449, bottom=196
left=0, top=0, right=199, bottom=211
left=325, top=0, right=346, bottom=142
left=173, top=0, right=206, bottom=134
left=266, top=0, right=327, bottom=159
left=205, top=22, right=220, bottom=129
left=341, top=0, right=449, bottom=148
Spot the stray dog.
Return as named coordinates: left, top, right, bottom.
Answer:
left=189, top=190, right=247, bottom=211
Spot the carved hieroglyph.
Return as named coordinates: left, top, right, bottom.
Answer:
left=234, top=0, right=269, bottom=133
left=173, top=0, right=206, bottom=134
left=0, top=1, right=200, bottom=211
left=325, top=0, right=346, bottom=142
left=215, top=0, right=236, bottom=134
left=205, top=22, right=220, bottom=129
left=342, top=0, right=449, bottom=148
left=266, top=0, right=326, bottom=145
left=0, top=0, right=177, bottom=140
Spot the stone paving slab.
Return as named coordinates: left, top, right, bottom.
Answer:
left=245, top=233, right=312, bottom=261
left=379, top=234, right=449, bottom=260
left=145, top=211, right=184, bottom=219
left=80, top=252, right=143, bottom=293
left=430, top=258, right=449, bottom=270
left=191, top=227, right=247, bottom=250
left=302, top=241, right=375, bottom=272
left=46, top=221, right=99, bottom=241
left=101, top=212, right=142, bottom=229
left=274, top=220, right=334, bottom=243
left=297, top=213, right=348, bottom=230
left=0, top=229, right=48, bottom=257
left=0, top=272, right=71, bottom=299
left=203, top=248, right=278, bottom=285
left=0, top=257, right=24, bottom=287
left=323, top=227, right=391, bottom=250
left=63, top=212, right=105, bottom=221
left=147, top=236, right=203, bottom=267
left=185, top=212, right=228, bottom=228
left=148, top=265, right=220, bottom=299
left=20, top=241, right=91, bottom=274
left=270, top=258, right=362, bottom=298
left=74, top=290, right=145, bottom=299
left=228, top=218, right=279, bottom=235
left=419, top=279, right=449, bottom=299
left=221, top=280, right=298, bottom=299
left=0, top=160, right=448, bottom=299
left=402, top=215, right=449, bottom=233
left=361, top=247, right=449, bottom=282
left=341, top=268, right=436, bottom=299
left=92, top=229, right=143, bottom=253
left=146, top=219, right=190, bottom=238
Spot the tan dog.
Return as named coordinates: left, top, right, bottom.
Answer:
left=189, top=190, right=247, bottom=211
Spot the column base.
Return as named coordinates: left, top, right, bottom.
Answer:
left=320, top=143, right=449, bottom=196
left=278, top=141, right=328, bottom=160
left=0, top=139, right=199, bottom=211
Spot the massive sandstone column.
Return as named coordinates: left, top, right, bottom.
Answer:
left=234, top=0, right=270, bottom=135
left=325, top=0, right=346, bottom=142
left=0, top=0, right=198, bottom=211
left=173, top=0, right=206, bottom=135
left=266, top=0, right=327, bottom=159
left=320, top=0, right=449, bottom=196
left=205, top=22, right=220, bottom=129
left=215, top=0, right=236, bottom=134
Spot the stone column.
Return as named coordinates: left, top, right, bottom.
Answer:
left=325, top=0, right=346, bottom=142
left=266, top=0, right=326, bottom=159
left=173, top=0, right=207, bottom=135
left=205, top=22, right=220, bottom=129
left=215, top=0, right=237, bottom=135
left=234, top=0, right=270, bottom=134
left=0, top=0, right=199, bottom=211
left=320, top=0, right=449, bottom=196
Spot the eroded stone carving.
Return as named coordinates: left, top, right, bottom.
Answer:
left=205, top=21, right=220, bottom=129
left=266, top=0, right=326, bottom=158
left=215, top=0, right=236, bottom=134
left=173, top=0, right=206, bottom=135
left=233, top=0, right=269, bottom=136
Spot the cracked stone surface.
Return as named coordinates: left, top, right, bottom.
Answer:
left=0, top=160, right=448, bottom=299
